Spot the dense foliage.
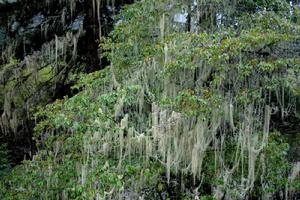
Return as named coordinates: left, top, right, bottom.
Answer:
left=0, top=144, right=10, bottom=177
left=1, top=0, right=300, bottom=199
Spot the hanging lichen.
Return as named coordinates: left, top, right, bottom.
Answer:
left=1, top=0, right=300, bottom=199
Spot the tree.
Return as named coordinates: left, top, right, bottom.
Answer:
left=1, top=0, right=300, bottom=199
left=0, top=0, right=133, bottom=164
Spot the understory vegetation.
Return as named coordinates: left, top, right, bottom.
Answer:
left=1, top=0, right=300, bottom=199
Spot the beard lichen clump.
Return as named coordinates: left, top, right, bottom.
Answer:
left=1, top=0, right=300, bottom=199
